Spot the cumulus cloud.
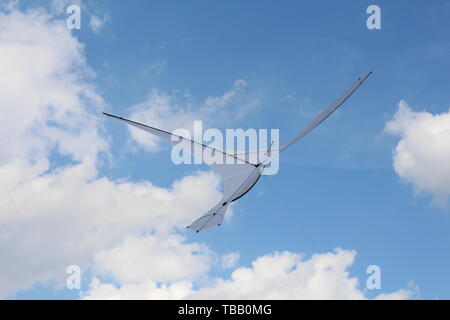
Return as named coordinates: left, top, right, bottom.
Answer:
left=0, top=9, right=104, bottom=164
left=375, top=283, right=418, bottom=300
left=0, top=8, right=221, bottom=297
left=83, top=249, right=416, bottom=300
left=220, top=252, right=240, bottom=269
left=93, top=234, right=213, bottom=284
left=385, top=100, right=450, bottom=205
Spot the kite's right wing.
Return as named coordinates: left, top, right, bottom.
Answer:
left=279, top=71, right=372, bottom=152
left=228, top=72, right=372, bottom=164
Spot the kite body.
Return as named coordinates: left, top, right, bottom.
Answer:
left=104, top=72, right=372, bottom=232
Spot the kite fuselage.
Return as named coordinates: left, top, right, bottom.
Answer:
left=104, top=71, right=372, bottom=232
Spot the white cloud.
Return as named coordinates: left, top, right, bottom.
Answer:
left=220, top=252, right=240, bottom=269
left=0, top=159, right=222, bottom=296
left=375, top=285, right=418, bottom=300
left=93, top=234, right=213, bottom=284
left=89, top=14, right=107, bottom=34
left=282, top=94, right=295, bottom=102
left=0, top=0, right=19, bottom=12
left=51, top=0, right=82, bottom=15
left=385, top=100, right=450, bottom=205
left=127, top=80, right=249, bottom=152
left=84, top=278, right=193, bottom=300
left=0, top=8, right=222, bottom=297
left=83, top=249, right=416, bottom=300
left=0, top=9, right=104, bottom=164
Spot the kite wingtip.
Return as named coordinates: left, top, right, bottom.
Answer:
left=186, top=225, right=200, bottom=233
left=359, top=71, right=373, bottom=83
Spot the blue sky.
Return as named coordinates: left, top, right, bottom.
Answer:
left=3, top=0, right=450, bottom=299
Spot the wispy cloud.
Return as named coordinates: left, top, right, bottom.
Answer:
left=89, top=13, right=109, bottom=34
left=126, top=79, right=251, bottom=152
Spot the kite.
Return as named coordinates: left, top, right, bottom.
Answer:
left=103, top=72, right=372, bottom=232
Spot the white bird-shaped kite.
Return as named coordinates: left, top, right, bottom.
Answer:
left=104, top=72, right=372, bottom=233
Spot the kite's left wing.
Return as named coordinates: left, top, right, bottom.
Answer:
left=103, top=112, right=260, bottom=233
left=103, top=112, right=253, bottom=163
